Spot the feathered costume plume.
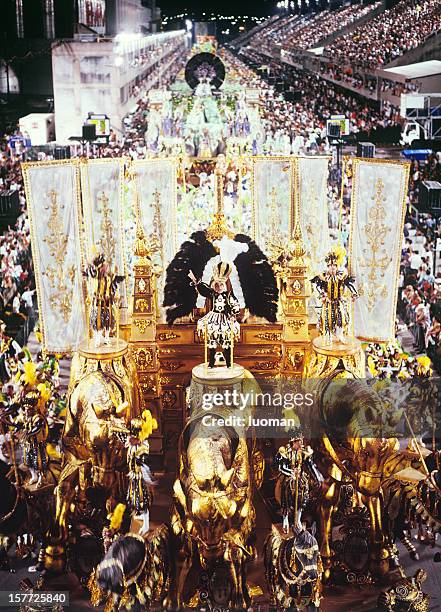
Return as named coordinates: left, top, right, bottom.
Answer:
left=163, top=231, right=217, bottom=324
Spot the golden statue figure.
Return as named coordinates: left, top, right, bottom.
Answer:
left=311, top=246, right=357, bottom=345
left=83, top=254, right=124, bottom=348
left=189, top=262, right=240, bottom=368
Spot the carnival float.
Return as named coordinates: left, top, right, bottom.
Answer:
left=0, top=47, right=439, bottom=612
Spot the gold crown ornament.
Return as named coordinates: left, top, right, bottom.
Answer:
left=212, top=261, right=232, bottom=283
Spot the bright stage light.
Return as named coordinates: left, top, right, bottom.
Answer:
left=114, top=32, right=143, bottom=42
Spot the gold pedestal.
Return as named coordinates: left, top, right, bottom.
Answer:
left=192, top=363, right=245, bottom=386
left=189, top=363, right=260, bottom=426
left=304, top=336, right=365, bottom=379
left=69, top=338, right=140, bottom=418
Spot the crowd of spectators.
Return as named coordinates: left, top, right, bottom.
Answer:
left=258, top=3, right=380, bottom=52
left=319, top=65, right=377, bottom=94
left=398, top=204, right=441, bottom=371
left=240, top=47, right=401, bottom=147
left=380, top=79, right=421, bottom=96
left=325, top=0, right=441, bottom=70
left=0, top=150, right=34, bottom=333
left=273, top=2, right=380, bottom=50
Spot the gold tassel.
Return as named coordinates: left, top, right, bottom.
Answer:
left=87, top=569, right=106, bottom=607
left=135, top=580, right=146, bottom=605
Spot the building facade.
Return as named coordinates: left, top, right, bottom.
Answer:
left=51, top=30, right=186, bottom=142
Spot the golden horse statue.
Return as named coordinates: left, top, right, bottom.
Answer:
left=264, top=525, right=323, bottom=611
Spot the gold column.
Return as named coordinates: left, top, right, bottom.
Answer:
left=280, top=222, right=311, bottom=378
left=129, top=225, right=163, bottom=462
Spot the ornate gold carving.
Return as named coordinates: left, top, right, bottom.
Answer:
left=160, top=375, right=172, bottom=385
left=287, top=298, right=304, bottom=313
left=132, top=347, right=154, bottom=370
left=162, top=390, right=177, bottom=409
left=254, top=347, right=280, bottom=355
left=158, top=332, right=179, bottom=342
left=289, top=267, right=304, bottom=276
left=133, top=318, right=152, bottom=334
left=265, top=186, right=282, bottom=247
left=113, top=358, right=125, bottom=378
left=289, top=220, right=307, bottom=266
left=358, top=178, right=391, bottom=312
left=288, top=319, right=305, bottom=332
left=96, top=192, right=116, bottom=264
left=139, top=375, right=157, bottom=395
left=138, top=278, right=147, bottom=293
left=254, top=360, right=280, bottom=370
left=256, top=332, right=282, bottom=342
left=291, top=279, right=302, bottom=295
left=160, top=360, right=185, bottom=371
left=135, top=298, right=150, bottom=313
left=42, top=189, right=75, bottom=323
left=206, top=167, right=234, bottom=241
left=160, top=348, right=176, bottom=355
left=206, top=212, right=234, bottom=241
left=147, top=189, right=166, bottom=266
left=304, top=185, right=320, bottom=269
left=286, top=349, right=304, bottom=370
left=134, top=223, right=154, bottom=265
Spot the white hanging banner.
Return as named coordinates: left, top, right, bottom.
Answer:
left=349, top=158, right=410, bottom=342
left=79, top=158, right=128, bottom=320
left=251, top=156, right=294, bottom=253
left=131, top=158, right=178, bottom=292
left=22, top=160, right=86, bottom=353
left=296, top=156, right=331, bottom=276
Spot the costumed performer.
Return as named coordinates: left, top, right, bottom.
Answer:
left=83, top=254, right=124, bottom=348
left=189, top=261, right=240, bottom=368
left=310, top=245, right=358, bottom=344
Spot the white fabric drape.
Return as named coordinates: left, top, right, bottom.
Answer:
left=251, top=156, right=294, bottom=253
left=131, top=158, right=178, bottom=297
left=80, top=158, right=128, bottom=320
left=22, top=160, right=86, bottom=353
left=132, top=158, right=178, bottom=256
left=296, top=156, right=331, bottom=275
left=348, top=159, right=410, bottom=342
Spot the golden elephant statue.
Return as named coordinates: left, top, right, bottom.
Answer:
left=171, top=412, right=257, bottom=609
left=314, top=375, right=416, bottom=581
left=54, top=370, right=134, bottom=543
